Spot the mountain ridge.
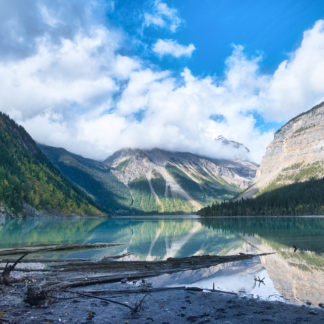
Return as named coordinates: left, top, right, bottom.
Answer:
left=40, top=145, right=258, bottom=215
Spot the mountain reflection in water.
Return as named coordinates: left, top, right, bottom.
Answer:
left=0, top=215, right=323, bottom=306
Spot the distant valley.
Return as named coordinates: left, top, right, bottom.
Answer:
left=40, top=145, right=257, bottom=215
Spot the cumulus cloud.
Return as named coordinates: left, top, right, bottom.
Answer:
left=143, top=0, right=181, bottom=32
left=260, top=20, right=324, bottom=121
left=152, top=39, right=195, bottom=58
left=2, top=1, right=324, bottom=163
left=0, top=27, right=123, bottom=120
left=18, top=50, right=272, bottom=162
left=0, top=0, right=111, bottom=60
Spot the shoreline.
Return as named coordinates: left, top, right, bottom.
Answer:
left=1, top=281, right=324, bottom=323
left=4, top=213, right=324, bottom=221
left=1, top=248, right=324, bottom=323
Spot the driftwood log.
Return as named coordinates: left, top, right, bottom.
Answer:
left=0, top=243, right=124, bottom=256
left=0, top=252, right=133, bottom=264
left=1, top=252, right=275, bottom=290
left=0, top=253, right=28, bottom=285
left=49, top=253, right=273, bottom=273
left=40, top=252, right=274, bottom=291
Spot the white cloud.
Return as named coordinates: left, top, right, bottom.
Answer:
left=261, top=20, right=324, bottom=121
left=144, top=0, right=181, bottom=32
left=19, top=55, right=272, bottom=162
left=0, top=0, right=112, bottom=60
left=153, top=39, right=195, bottom=58
left=0, top=27, right=120, bottom=121
left=2, top=1, right=324, bottom=164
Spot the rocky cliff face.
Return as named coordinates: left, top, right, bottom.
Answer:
left=241, top=101, right=324, bottom=198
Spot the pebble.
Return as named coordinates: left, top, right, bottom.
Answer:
left=309, top=310, right=318, bottom=315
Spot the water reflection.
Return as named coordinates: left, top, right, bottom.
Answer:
left=0, top=216, right=323, bottom=306
left=0, top=216, right=243, bottom=260
left=149, top=260, right=283, bottom=302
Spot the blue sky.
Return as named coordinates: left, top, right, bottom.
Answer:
left=1, top=0, right=324, bottom=162
left=112, top=0, right=324, bottom=76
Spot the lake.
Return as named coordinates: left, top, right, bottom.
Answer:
left=1, top=215, right=324, bottom=306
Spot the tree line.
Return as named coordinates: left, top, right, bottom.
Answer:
left=198, top=177, right=324, bottom=216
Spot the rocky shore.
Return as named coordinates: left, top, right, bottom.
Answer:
left=1, top=281, right=324, bottom=323
left=1, top=245, right=324, bottom=323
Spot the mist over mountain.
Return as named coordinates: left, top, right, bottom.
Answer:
left=215, top=136, right=250, bottom=160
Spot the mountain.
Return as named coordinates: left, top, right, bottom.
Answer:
left=216, top=135, right=250, bottom=153
left=241, top=101, right=324, bottom=199
left=40, top=146, right=258, bottom=215
left=199, top=101, right=324, bottom=216
left=39, top=145, right=132, bottom=215
left=0, top=112, right=103, bottom=217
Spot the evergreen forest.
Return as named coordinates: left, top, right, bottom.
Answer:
left=0, top=112, right=103, bottom=216
left=198, top=178, right=324, bottom=216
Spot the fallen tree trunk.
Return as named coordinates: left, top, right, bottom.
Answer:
left=49, top=252, right=274, bottom=273
left=0, top=252, right=132, bottom=264
left=0, top=243, right=124, bottom=256
left=1, top=253, right=28, bottom=285
left=0, top=258, right=89, bottom=263
left=46, top=253, right=274, bottom=291
left=1, top=251, right=275, bottom=294
left=70, top=286, right=236, bottom=296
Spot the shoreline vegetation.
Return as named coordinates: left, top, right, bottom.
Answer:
left=0, top=244, right=324, bottom=323
left=198, top=178, right=324, bottom=216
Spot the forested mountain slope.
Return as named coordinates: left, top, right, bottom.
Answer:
left=39, top=145, right=132, bottom=215
left=198, top=177, right=324, bottom=216
left=0, top=113, right=103, bottom=217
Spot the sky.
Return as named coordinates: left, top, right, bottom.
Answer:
left=1, top=0, right=324, bottom=162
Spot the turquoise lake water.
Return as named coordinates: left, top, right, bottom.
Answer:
left=1, top=216, right=324, bottom=306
